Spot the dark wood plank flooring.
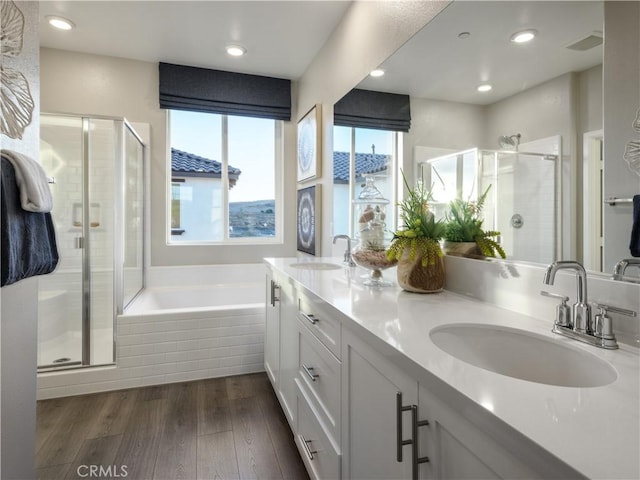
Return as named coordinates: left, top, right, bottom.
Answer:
left=36, top=373, right=309, bottom=480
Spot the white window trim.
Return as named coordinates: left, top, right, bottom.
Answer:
left=342, top=127, right=400, bottom=238
left=166, top=110, right=284, bottom=246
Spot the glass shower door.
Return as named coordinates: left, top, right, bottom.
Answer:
left=87, top=118, right=116, bottom=365
left=122, top=123, right=144, bottom=308
left=38, top=115, right=85, bottom=367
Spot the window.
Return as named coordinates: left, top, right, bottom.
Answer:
left=333, top=126, right=399, bottom=238
left=168, top=110, right=282, bottom=243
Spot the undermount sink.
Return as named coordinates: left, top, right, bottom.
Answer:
left=289, top=262, right=343, bottom=270
left=430, top=323, right=617, bottom=388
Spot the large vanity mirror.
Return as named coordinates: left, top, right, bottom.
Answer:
left=347, top=0, right=640, bottom=280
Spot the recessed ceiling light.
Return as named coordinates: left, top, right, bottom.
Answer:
left=226, top=45, right=246, bottom=57
left=458, top=32, right=471, bottom=40
left=370, top=69, right=385, bottom=78
left=510, top=29, right=537, bottom=44
left=46, top=15, right=75, bottom=30
left=477, top=84, right=493, bottom=93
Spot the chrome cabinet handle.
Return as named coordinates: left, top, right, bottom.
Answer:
left=300, top=312, right=317, bottom=325
left=302, top=364, right=319, bottom=382
left=396, top=392, right=412, bottom=462
left=396, top=392, right=430, bottom=480
left=270, top=280, right=280, bottom=307
left=411, top=405, right=430, bottom=479
left=299, top=434, right=316, bottom=460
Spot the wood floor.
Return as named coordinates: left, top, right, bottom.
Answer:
left=36, top=373, right=309, bottom=480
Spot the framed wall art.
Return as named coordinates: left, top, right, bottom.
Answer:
left=297, top=104, right=321, bottom=182
left=296, top=184, right=321, bottom=255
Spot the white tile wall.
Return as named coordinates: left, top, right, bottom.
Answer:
left=37, top=306, right=265, bottom=399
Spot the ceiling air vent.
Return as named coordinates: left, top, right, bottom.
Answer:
left=565, top=31, right=603, bottom=51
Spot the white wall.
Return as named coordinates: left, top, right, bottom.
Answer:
left=1, top=2, right=39, bottom=477
left=603, top=1, right=640, bottom=270
left=297, top=0, right=451, bottom=257
left=40, top=48, right=298, bottom=266
left=172, top=177, right=223, bottom=242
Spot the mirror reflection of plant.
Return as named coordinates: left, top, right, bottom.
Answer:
left=444, top=185, right=506, bottom=259
left=386, top=172, right=445, bottom=266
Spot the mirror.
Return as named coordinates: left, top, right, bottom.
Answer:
left=345, top=1, right=639, bottom=280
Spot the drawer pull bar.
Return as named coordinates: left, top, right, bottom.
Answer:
left=302, top=364, right=319, bottom=382
left=299, top=434, right=317, bottom=460
left=270, top=280, right=280, bottom=307
left=300, top=312, right=318, bottom=325
left=396, top=392, right=413, bottom=462
left=411, top=405, right=430, bottom=480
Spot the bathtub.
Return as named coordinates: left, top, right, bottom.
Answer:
left=37, top=264, right=267, bottom=399
left=125, top=283, right=263, bottom=314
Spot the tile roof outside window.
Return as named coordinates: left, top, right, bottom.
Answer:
left=333, top=151, right=389, bottom=184
left=171, top=148, right=241, bottom=177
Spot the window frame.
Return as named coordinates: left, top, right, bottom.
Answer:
left=166, top=110, right=284, bottom=245
left=335, top=126, right=401, bottom=239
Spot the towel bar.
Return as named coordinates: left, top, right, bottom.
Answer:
left=604, top=197, right=634, bottom=206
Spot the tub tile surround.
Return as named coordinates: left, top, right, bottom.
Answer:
left=265, top=256, right=640, bottom=479
left=37, top=264, right=267, bottom=399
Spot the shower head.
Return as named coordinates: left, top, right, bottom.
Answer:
left=498, top=133, right=521, bottom=150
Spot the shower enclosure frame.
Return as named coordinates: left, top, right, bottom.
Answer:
left=38, top=113, right=146, bottom=372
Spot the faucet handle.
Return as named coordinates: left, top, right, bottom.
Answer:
left=589, top=301, right=637, bottom=344
left=540, top=291, right=571, bottom=328
left=540, top=290, right=569, bottom=302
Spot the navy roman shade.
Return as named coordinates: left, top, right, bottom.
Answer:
left=334, top=88, right=411, bottom=132
left=159, top=62, right=291, bottom=121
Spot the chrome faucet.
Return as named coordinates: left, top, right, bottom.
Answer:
left=541, top=260, right=638, bottom=349
left=613, top=258, right=640, bottom=282
left=543, top=261, right=590, bottom=333
left=333, top=234, right=356, bottom=267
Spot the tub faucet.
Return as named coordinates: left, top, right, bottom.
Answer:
left=543, top=261, right=590, bottom=333
left=333, top=235, right=356, bottom=267
left=613, top=258, right=640, bottom=282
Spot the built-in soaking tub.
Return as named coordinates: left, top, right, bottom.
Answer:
left=37, top=264, right=266, bottom=399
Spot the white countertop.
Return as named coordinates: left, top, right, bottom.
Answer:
left=266, top=257, right=640, bottom=480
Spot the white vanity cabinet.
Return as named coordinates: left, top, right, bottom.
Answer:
left=341, top=327, right=417, bottom=480
left=264, top=262, right=587, bottom=480
left=264, top=269, right=280, bottom=386
left=341, top=322, right=578, bottom=480
left=278, top=276, right=298, bottom=425
left=264, top=268, right=297, bottom=425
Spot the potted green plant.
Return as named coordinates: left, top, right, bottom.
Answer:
left=443, top=186, right=506, bottom=259
left=386, top=174, right=446, bottom=293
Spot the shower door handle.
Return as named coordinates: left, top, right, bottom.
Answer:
left=75, top=236, right=84, bottom=249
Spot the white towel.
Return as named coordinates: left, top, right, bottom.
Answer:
left=1, top=149, right=53, bottom=213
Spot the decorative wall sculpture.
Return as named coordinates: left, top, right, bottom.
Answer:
left=1, top=0, right=35, bottom=140
left=624, top=108, right=640, bottom=176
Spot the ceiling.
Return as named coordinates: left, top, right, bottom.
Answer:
left=39, top=1, right=605, bottom=105
left=358, top=1, right=604, bottom=105
left=39, top=1, right=352, bottom=80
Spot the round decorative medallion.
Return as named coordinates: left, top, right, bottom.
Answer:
left=297, top=190, right=315, bottom=249
left=297, top=119, right=314, bottom=174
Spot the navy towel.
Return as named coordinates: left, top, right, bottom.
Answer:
left=1, top=157, right=59, bottom=287
left=631, top=194, right=640, bottom=257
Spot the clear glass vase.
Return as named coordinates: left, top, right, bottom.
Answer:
left=351, top=207, right=396, bottom=286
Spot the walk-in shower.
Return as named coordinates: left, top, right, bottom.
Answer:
left=38, top=114, right=144, bottom=370
left=419, top=146, right=559, bottom=264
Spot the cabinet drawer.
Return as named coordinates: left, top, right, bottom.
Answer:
left=297, top=292, right=341, bottom=359
left=296, top=386, right=341, bottom=480
left=298, top=321, right=341, bottom=447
